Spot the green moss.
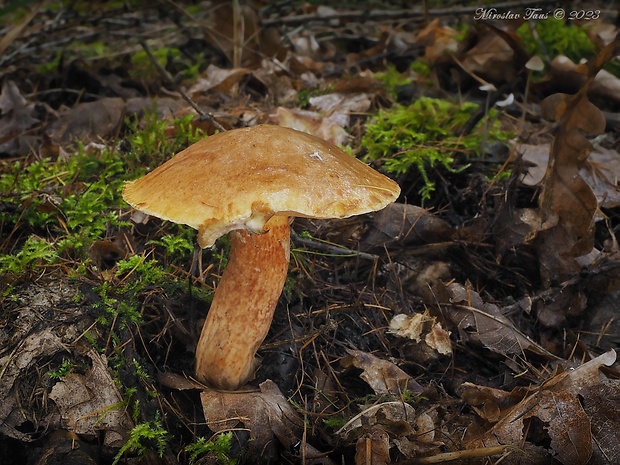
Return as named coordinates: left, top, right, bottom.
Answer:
left=375, top=65, right=410, bottom=98
left=48, top=359, right=75, bottom=380
left=0, top=113, right=205, bottom=281
left=130, top=47, right=203, bottom=82
left=362, top=97, right=510, bottom=202
left=410, top=59, right=431, bottom=77
left=0, top=236, right=56, bottom=275
left=186, top=432, right=237, bottom=465
left=113, top=416, right=169, bottom=465
left=517, top=20, right=595, bottom=62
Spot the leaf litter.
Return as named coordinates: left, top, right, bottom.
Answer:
left=1, top=2, right=620, bottom=464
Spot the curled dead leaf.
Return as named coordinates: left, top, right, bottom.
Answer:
left=200, top=380, right=333, bottom=464
left=336, top=401, right=416, bottom=441
left=49, top=350, right=133, bottom=447
left=462, top=350, right=619, bottom=465
left=341, top=349, right=423, bottom=396
left=446, top=282, right=560, bottom=360
left=535, top=38, right=620, bottom=290
left=389, top=312, right=452, bottom=356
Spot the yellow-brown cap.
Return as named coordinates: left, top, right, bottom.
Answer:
left=123, top=124, right=400, bottom=248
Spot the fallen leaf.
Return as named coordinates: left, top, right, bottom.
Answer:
left=389, top=312, right=452, bottom=356
left=415, top=18, right=459, bottom=62
left=355, top=428, right=390, bottom=465
left=46, top=97, right=125, bottom=148
left=200, top=380, right=333, bottom=464
left=0, top=328, right=66, bottom=441
left=188, top=64, right=252, bottom=95
left=360, top=203, right=455, bottom=252
left=276, top=91, right=370, bottom=145
left=337, top=401, right=443, bottom=460
left=49, top=350, right=133, bottom=447
left=463, top=350, right=619, bottom=465
left=460, top=29, right=518, bottom=83
left=535, top=39, right=620, bottom=290
left=341, top=349, right=423, bottom=396
left=336, top=401, right=416, bottom=441
left=446, top=282, right=560, bottom=360
left=550, top=55, right=620, bottom=105
left=0, top=80, right=40, bottom=154
left=518, top=143, right=620, bottom=208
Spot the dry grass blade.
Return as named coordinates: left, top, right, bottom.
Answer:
left=0, top=1, right=45, bottom=57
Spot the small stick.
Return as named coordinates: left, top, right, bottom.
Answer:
left=291, top=231, right=379, bottom=261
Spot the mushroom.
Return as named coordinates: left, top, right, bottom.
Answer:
left=122, top=124, right=400, bottom=390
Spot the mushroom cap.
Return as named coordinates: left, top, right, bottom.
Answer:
left=123, top=124, right=400, bottom=248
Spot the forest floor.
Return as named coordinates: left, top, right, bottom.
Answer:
left=1, top=1, right=620, bottom=464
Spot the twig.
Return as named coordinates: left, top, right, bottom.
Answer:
left=291, top=231, right=379, bottom=261
left=139, top=40, right=226, bottom=132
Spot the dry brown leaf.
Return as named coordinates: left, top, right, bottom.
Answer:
left=463, top=350, right=618, bottom=465
left=46, top=98, right=125, bottom=148
left=550, top=55, right=620, bottom=105
left=518, top=143, right=620, bottom=208
left=389, top=312, right=452, bottom=356
left=276, top=92, right=370, bottom=145
left=0, top=80, right=40, bottom=154
left=535, top=38, right=620, bottom=289
left=203, top=1, right=262, bottom=68
left=360, top=203, right=455, bottom=252
left=337, top=401, right=443, bottom=460
left=336, top=401, right=416, bottom=441
left=460, top=29, right=518, bottom=83
left=49, top=350, right=133, bottom=447
left=446, top=282, right=560, bottom=360
left=200, top=380, right=333, bottom=464
left=201, top=380, right=301, bottom=446
left=187, top=64, right=252, bottom=96
left=355, top=428, right=390, bottom=465
left=277, top=106, right=348, bottom=145
left=415, top=18, right=459, bottom=62
left=341, top=349, right=423, bottom=396
left=0, top=329, right=66, bottom=441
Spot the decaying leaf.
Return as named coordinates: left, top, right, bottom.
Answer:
left=415, top=18, right=459, bottom=62
left=355, top=428, right=390, bottom=465
left=46, top=97, right=126, bottom=148
left=337, top=401, right=443, bottom=460
left=389, top=311, right=452, bottom=356
left=201, top=380, right=302, bottom=447
left=445, top=282, right=559, bottom=360
left=0, top=328, right=67, bottom=441
left=49, top=349, right=133, bottom=447
left=0, top=80, right=40, bottom=154
left=337, top=401, right=416, bottom=441
left=277, top=106, right=349, bottom=145
left=462, top=350, right=619, bottom=465
left=535, top=38, right=620, bottom=288
left=200, top=380, right=333, bottom=464
left=550, top=55, right=620, bottom=105
left=276, top=91, right=370, bottom=145
left=518, top=142, right=620, bottom=208
left=460, top=27, right=520, bottom=83
left=360, top=202, right=455, bottom=252
left=188, top=64, right=252, bottom=95
left=341, top=349, right=423, bottom=396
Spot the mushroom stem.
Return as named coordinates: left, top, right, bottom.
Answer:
left=195, top=215, right=291, bottom=390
